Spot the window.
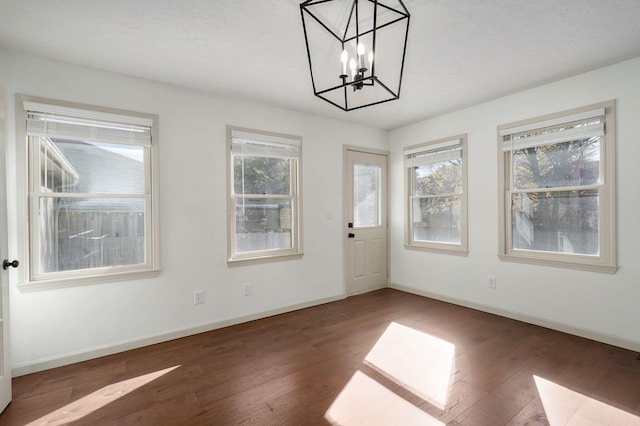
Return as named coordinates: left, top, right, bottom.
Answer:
left=498, top=101, right=616, bottom=272
left=404, top=135, right=468, bottom=255
left=18, top=95, right=160, bottom=286
left=227, top=126, right=302, bottom=264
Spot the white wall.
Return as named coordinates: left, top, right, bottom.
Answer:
left=0, top=50, right=388, bottom=374
left=389, top=56, right=640, bottom=351
left=3, top=48, right=639, bottom=375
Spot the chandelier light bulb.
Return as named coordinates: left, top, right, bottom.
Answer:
left=357, top=42, right=365, bottom=69
left=368, top=51, right=374, bottom=70
left=349, top=58, right=357, bottom=80
left=341, top=49, right=348, bottom=76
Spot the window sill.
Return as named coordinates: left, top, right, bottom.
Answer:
left=227, top=252, right=304, bottom=267
left=404, top=244, right=468, bottom=257
left=498, top=253, right=617, bottom=274
left=17, top=268, right=161, bottom=292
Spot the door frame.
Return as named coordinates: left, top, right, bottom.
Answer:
left=343, top=145, right=390, bottom=296
left=0, top=86, right=12, bottom=412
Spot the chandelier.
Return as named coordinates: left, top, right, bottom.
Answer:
left=300, top=0, right=410, bottom=111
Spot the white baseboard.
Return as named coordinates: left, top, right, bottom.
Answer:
left=12, top=293, right=345, bottom=377
left=14, top=285, right=638, bottom=377
left=390, top=282, right=640, bottom=353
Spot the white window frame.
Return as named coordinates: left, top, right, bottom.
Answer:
left=15, top=94, right=160, bottom=289
left=226, top=126, right=303, bottom=265
left=497, top=101, right=616, bottom=273
left=404, top=134, right=468, bottom=256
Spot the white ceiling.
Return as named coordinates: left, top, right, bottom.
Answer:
left=2, top=0, right=640, bottom=130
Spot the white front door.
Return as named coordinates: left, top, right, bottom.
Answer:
left=344, top=148, right=388, bottom=295
left=0, top=86, right=12, bottom=413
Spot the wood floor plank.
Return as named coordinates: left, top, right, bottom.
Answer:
left=3, top=289, right=640, bottom=425
left=506, top=396, right=549, bottom=426
left=454, top=392, right=531, bottom=426
left=425, top=379, right=488, bottom=424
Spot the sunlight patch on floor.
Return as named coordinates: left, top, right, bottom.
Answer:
left=534, top=375, right=640, bottom=426
left=325, top=370, right=444, bottom=426
left=364, top=322, right=455, bottom=409
left=325, top=322, right=456, bottom=424
left=27, top=365, right=181, bottom=425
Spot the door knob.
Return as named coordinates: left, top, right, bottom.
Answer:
left=348, top=233, right=355, bottom=238
left=2, top=259, right=19, bottom=270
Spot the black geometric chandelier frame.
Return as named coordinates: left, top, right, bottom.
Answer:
left=300, top=0, right=410, bottom=111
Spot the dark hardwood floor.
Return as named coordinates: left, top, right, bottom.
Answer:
left=3, top=289, right=640, bottom=425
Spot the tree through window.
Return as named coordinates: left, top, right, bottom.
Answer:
left=404, top=135, right=468, bottom=255
left=227, top=127, right=302, bottom=263
left=498, top=101, right=616, bottom=272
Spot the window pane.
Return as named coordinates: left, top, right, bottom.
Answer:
left=41, top=139, right=145, bottom=194
left=233, top=156, right=291, bottom=195
left=512, top=190, right=599, bottom=255
left=235, top=198, right=293, bottom=253
left=412, top=196, right=461, bottom=243
left=414, top=157, right=462, bottom=197
left=38, top=197, right=146, bottom=273
left=512, top=137, right=600, bottom=190
left=353, top=163, right=381, bottom=227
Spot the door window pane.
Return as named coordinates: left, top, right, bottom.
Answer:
left=353, top=163, right=381, bottom=227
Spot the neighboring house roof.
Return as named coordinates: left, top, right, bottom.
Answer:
left=54, top=139, right=145, bottom=212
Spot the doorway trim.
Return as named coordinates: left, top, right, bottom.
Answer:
left=0, top=85, right=13, bottom=412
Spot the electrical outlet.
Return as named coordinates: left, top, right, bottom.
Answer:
left=488, top=276, right=497, bottom=289
left=242, top=283, right=252, bottom=296
left=194, top=290, right=205, bottom=305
